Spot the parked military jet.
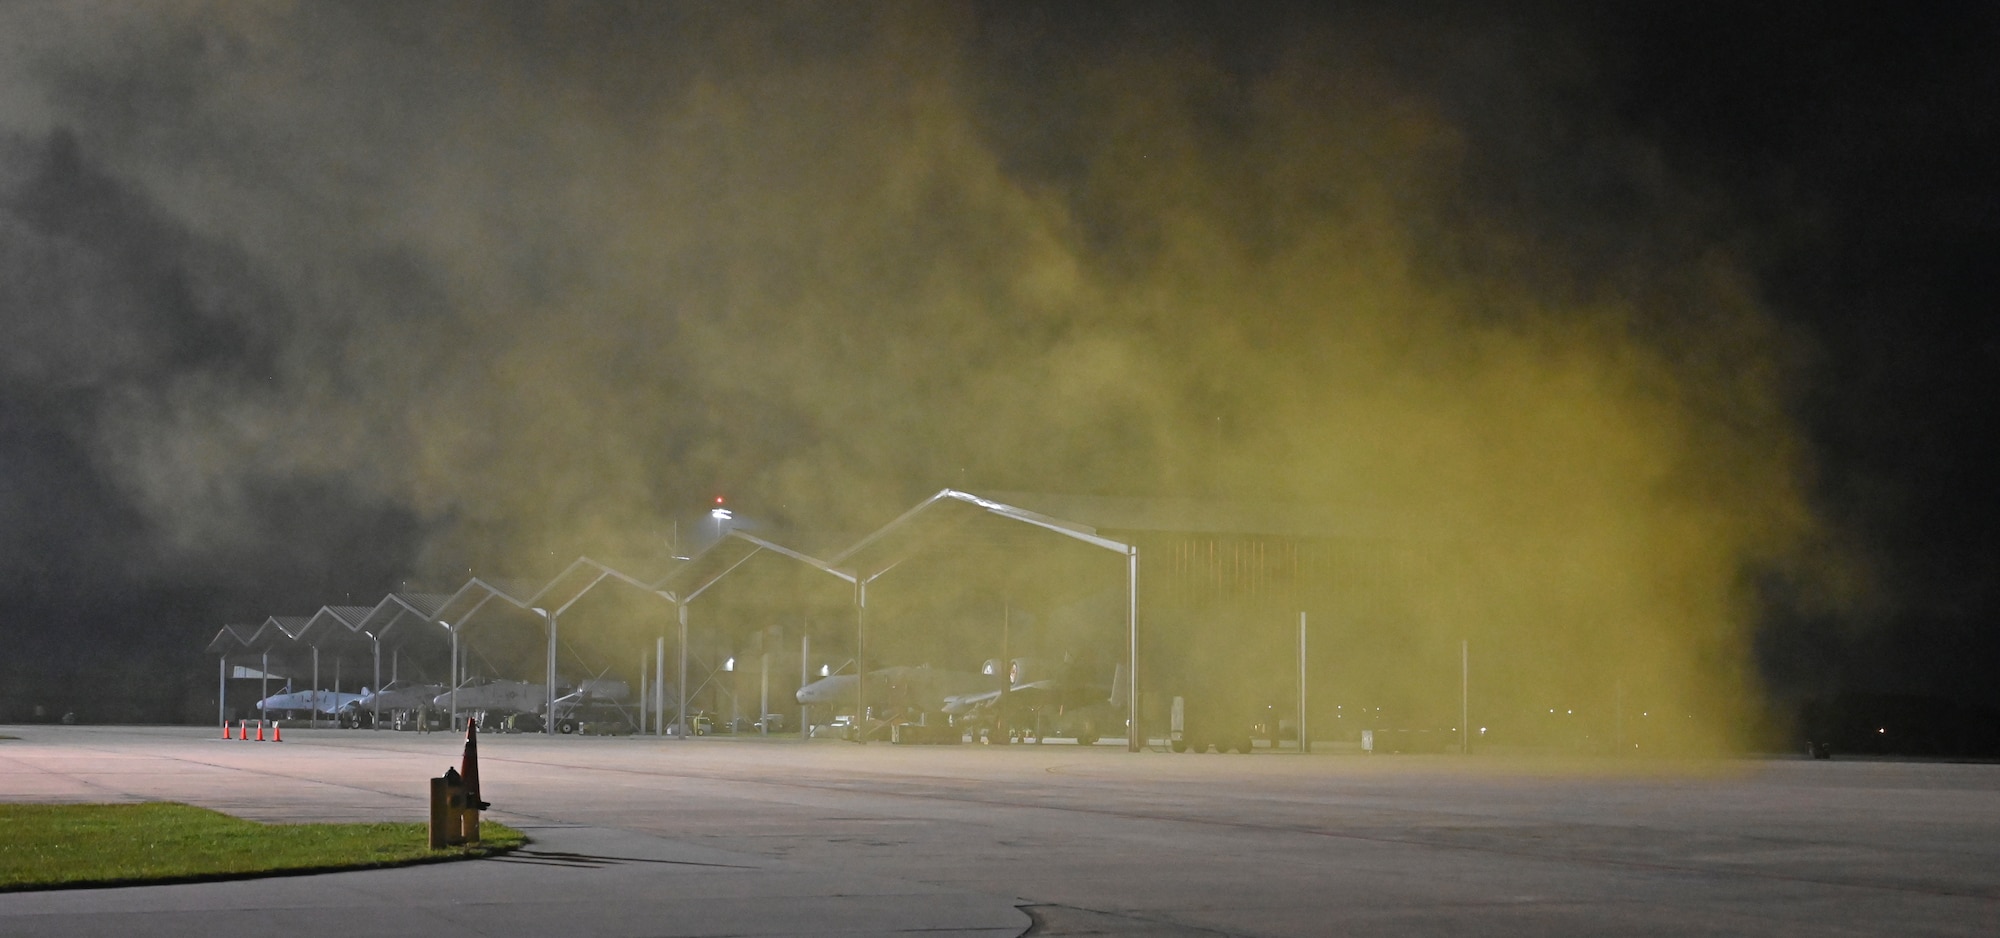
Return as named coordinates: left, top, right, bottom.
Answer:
left=256, top=687, right=367, bottom=714
left=794, top=664, right=995, bottom=716
left=547, top=680, right=635, bottom=734
left=357, top=681, right=445, bottom=713
left=432, top=679, right=546, bottom=714
left=570, top=678, right=630, bottom=700
left=944, top=662, right=1129, bottom=745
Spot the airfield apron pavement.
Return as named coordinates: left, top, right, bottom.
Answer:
left=5, top=725, right=2000, bottom=937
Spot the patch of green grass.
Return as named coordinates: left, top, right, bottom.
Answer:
left=0, top=803, right=525, bottom=891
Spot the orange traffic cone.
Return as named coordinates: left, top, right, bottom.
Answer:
left=255, top=721, right=265, bottom=741
left=237, top=721, right=248, bottom=740
left=222, top=720, right=231, bottom=740
left=460, top=718, right=484, bottom=808
left=272, top=723, right=282, bottom=743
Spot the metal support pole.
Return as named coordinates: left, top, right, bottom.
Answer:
left=312, top=646, right=321, bottom=729
left=800, top=633, right=810, bottom=741
left=449, top=626, right=459, bottom=728
left=260, top=651, right=269, bottom=725
left=218, top=656, right=227, bottom=727
left=655, top=635, right=666, bottom=738
left=372, top=635, right=382, bottom=729
left=544, top=610, right=558, bottom=736
left=392, top=646, right=399, bottom=685
left=1614, top=678, right=1625, bottom=754
left=1000, top=599, right=1011, bottom=715
left=1127, top=546, right=1140, bottom=753
left=1460, top=639, right=1470, bottom=756
left=856, top=580, right=869, bottom=725
left=759, top=647, right=769, bottom=736
left=676, top=603, right=689, bottom=739
left=999, top=599, right=1019, bottom=736
left=1298, top=612, right=1309, bottom=755
left=639, top=649, right=649, bottom=735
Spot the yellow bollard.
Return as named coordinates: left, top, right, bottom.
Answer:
left=428, top=735, right=491, bottom=849
left=428, top=775, right=450, bottom=849
left=429, top=768, right=468, bottom=848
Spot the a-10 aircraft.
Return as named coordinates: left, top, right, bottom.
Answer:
left=431, top=678, right=634, bottom=712
left=794, top=664, right=996, bottom=713
left=255, top=687, right=367, bottom=714
left=426, top=678, right=636, bottom=731
left=431, top=679, right=546, bottom=713
left=796, top=658, right=1127, bottom=743
left=942, top=662, right=1123, bottom=714
left=548, top=679, right=630, bottom=711
left=546, top=680, right=633, bottom=732
left=961, top=663, right=1128, bottom=745
left=354, top=681, right=446, bottom=713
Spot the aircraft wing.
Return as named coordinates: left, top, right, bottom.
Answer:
left=941, top=688, right=1003, bottom=715
left=799, top=667, right=995, bottom=716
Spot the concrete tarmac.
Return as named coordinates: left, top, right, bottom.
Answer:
left=2, top=726, right=1998, bottom=936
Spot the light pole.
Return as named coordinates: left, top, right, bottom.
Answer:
left=365, top=630, right=381, bottom=730
left=723, top=655, right=735, bottom=729
left=442, top=619, right=458, bottom=729
left=677, top=603, right=689, bottom=739
left=537, top=607, right=557, bottom=736
left=311, top=646, right=321, bottom=729
left=1298, top=612, right=1309, bottom=754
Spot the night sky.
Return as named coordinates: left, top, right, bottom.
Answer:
left=0, top=2, right=1993, bottom=744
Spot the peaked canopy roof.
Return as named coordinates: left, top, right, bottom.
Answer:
left=833, top=489, right=1137, bottom=586
left=354, top=591, right=453, bottom=645
left=206, top=488, right=1376, bottom=682
left=204, top=623, right=261, bottom=657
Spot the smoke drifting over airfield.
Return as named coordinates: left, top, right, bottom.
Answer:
left=0, top=3, right=1828, bottom=744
